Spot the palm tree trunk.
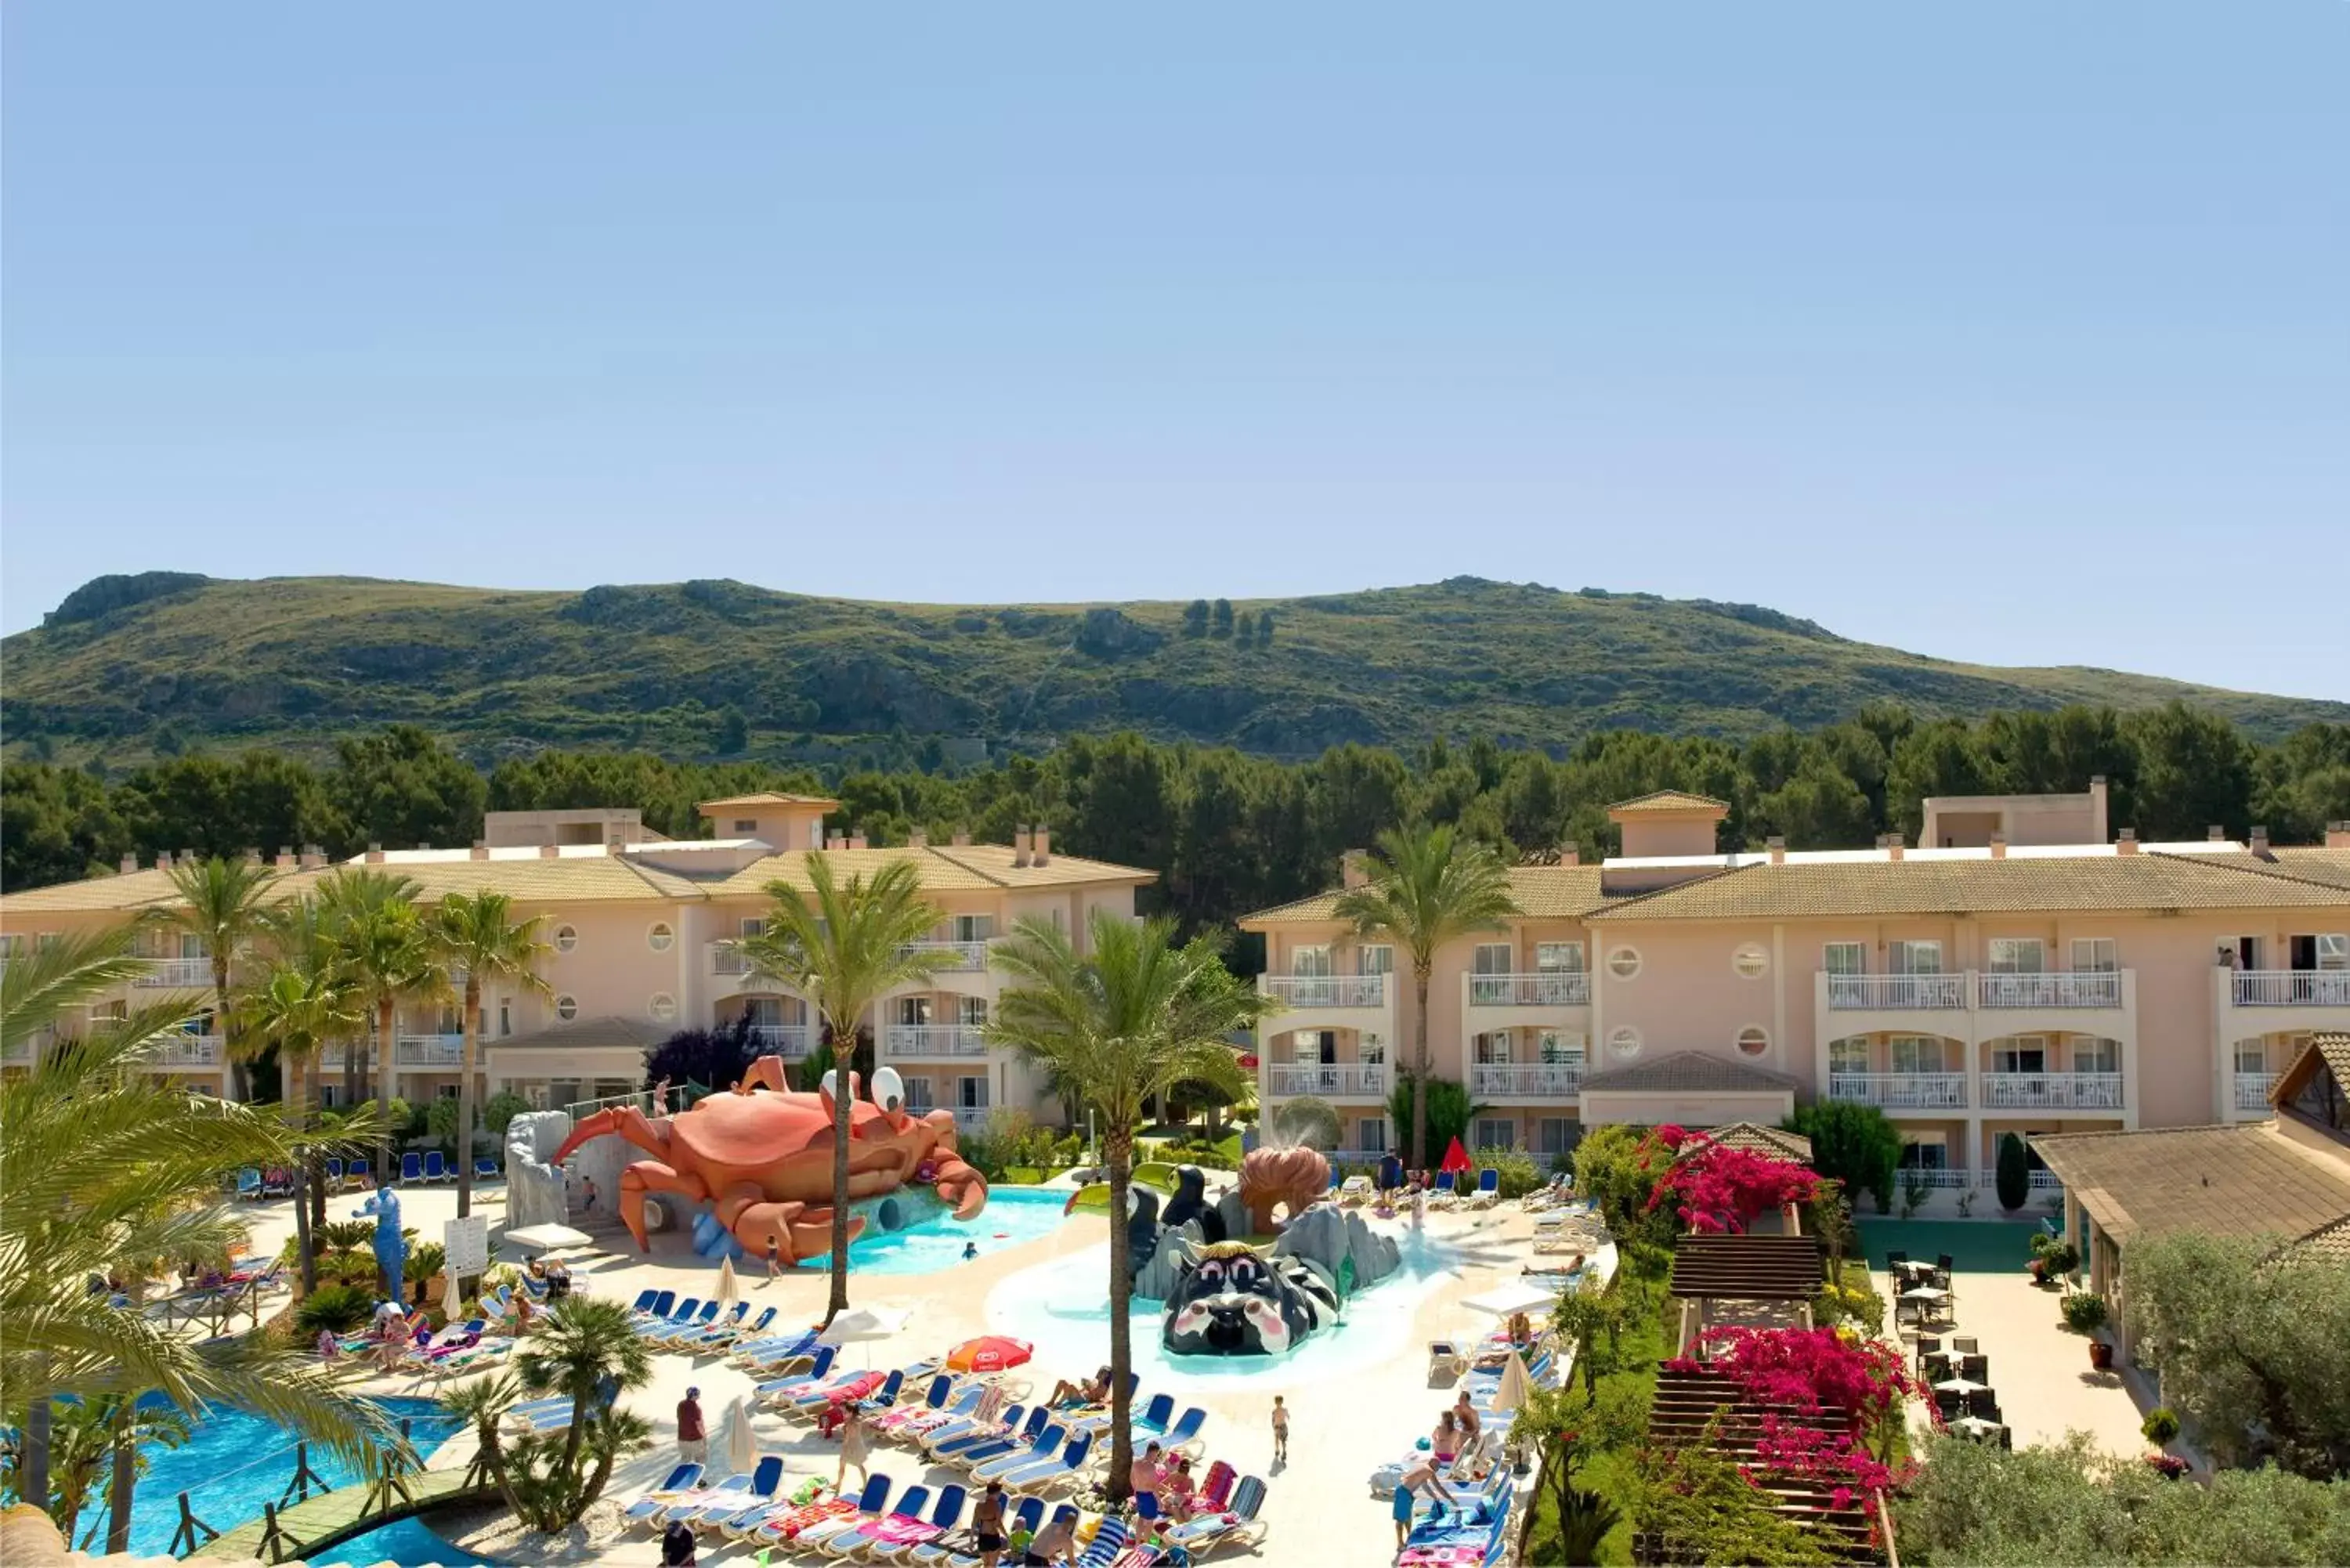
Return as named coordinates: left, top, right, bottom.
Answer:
left=24, top=1380, right=52, bottom=1515
left=456, top=980, right=481, bottom=1219
left=1412, top=965, right=1432, bottom=1169
left=215, top=965, right=248, bottom=1104
left=375, top=996, right=397, bottom=1182
left=826, top=1013, right=852, bottom=1325
left=291, top=1057, right=318, bottom=1295
left=1104, top=1129, right=1135, bottom=1501
left=103, top=1402, right=134, bottom=1555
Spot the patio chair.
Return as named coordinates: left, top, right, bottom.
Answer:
left=1960, top=1353, right=1989, bottom=1382
left=1950, top=1335, right=1979, bottom=1356
left=1936, top=1252, right=1956, bottom=1276
left=1914, top=1334, right=1943, bottom=1362
left=346, top=1157, right=371, bottom=1186
left=400, top=1151, right=425, bottom=1183
left=474, top=1156, right=501, bottom=1180
left=422, top=1151, right=450, bottom=1183
left=1932, top=1389, right=1964, bottom=1422
left=324, top=1157, right=345, bottom=1187
left=236, top=1169, right=264, bottom=1201
left=1885, top=1250, right=1909, bottom=1275
left=1967, top=1391, right=2001, bottom=1422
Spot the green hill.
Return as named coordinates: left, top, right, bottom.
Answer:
left=5, top=573, right=2341, bottom=766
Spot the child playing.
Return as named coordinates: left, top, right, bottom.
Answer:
left=1271, top=1394, right=1289, bottom=1463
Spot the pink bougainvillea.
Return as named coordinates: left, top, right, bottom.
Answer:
left=1691, top=1324, right=1922, bottom=1426
left=1646, top=1142, right=1825, bottom=1234
left=1740, top=1416, right=1916, bottom=1510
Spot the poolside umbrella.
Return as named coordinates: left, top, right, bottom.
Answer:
left=1462, top=1280, right=1558, bottom=1320
left=1491, top=1350, right=1534, bottom=1414
left=715, top=1254, right=739, bottom=1310
left=820, top=1305, right=911, bottom=1367
left=504, top=1222, right=593, bottom=1255
left=721, top=1394, right=758, bottom=1474
left=1440, top=1137, right=1474, bottom=1176
left=947, top=1335, right=1033, bottom=1374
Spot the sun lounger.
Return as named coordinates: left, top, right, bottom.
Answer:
left=645, top=1300, right=722, bottom=1343
left=1155, top=1406, right=1208, bottom=1456
left=1337, top=1174, right=1375, bottom=1206
left=926, top=1400, right=1034, bottom=1458
left=753, top=1346, right=841, bottom=1400
left=776, top=1367, right=886, bottom=1416
left=1069, top=1516, right=1133, bottom=1568
left=1161, top=1474, right=1269, bottom=1555
left=620, top=1462, right=706, bottom=1527
left=637, top=1296, right=700, bottom=1335
left=975, top=1425, right=1080, bottom=1487
left=874, top=1375, right=963, bottom=1437
left=400, top=1152, right=425, bottom=1183
left=421, top=1150, right=448, bottom=1183
left=861, top=1483, right=966, bottom=1562
left=692, top=1303, right=776, bottom=1349
left=345, top=1157, right=371, bottom=1187
left=698, top=1456, right=794, bottom=1534
left=757, top=1474, right=888, bottom=1545
left=734, top=1330, right=826, bottom=1371
left=475, top=1156, right=501, bottom=1180
left=673, top=1301, right=749, bottom=1348
left=963, top=1419, right=1065, bottom=1479
left=1469, top=1169, right=1502, bottom=1206
left=815, top=1480, right=940, bottom=1557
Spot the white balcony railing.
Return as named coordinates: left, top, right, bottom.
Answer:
left=1827, top=1071, right=1968, bottom=1109
left=1467, top=973, right=1591, bottom=1008
left=133, top=957, right=215, bottom=989
left=156, top=1038, right=221, bottom=1067
left=1269, top=1063, right=1388, bottom=1097
left=883, top=1024, right=990, bottom=1060
left=1326, top=1147, right=1390, bottom=1168
left=2235, top=1071, right=2280, bottom=1111
left=1977, top=972, right=2124, bottom=1009
left=1899, top=1168, right=1975, bottom=1190
left=1825, top=974, right=1967, bottom=1010
left=1979, top=1071, right=2124, bottom=1110
left=902, top=941, right=993, bottom=973
left=396, top=1033, right=465, bottom=1067
left=1262, top=974, right=1387, bottom=1009
left=709, top=943, right=754, bottom=977
left=951, top=1106, right=992, bottom=1134
left=2232, top=970, right=2350, bottom=1008
left=1470, top=1063, right=1585, bottom=1098
left=747, top=1024, right=813, bottom=1058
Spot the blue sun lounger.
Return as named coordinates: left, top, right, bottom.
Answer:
left=967, top=1422, right=1065, bottom=1483
left=671, top=1301, right=747, bottom=1347
left=751, top=1345, right=839, bottom=1400
left=422, top=1150, right=450, bottom=1183
left=400, top=1152, right=425, bottom=1183
left=619, top=1462, right=703, bottom=1527
left=931, top=1403, right=1039, bottom=1459
left=994, top=1431, right=1091, bottom=1494
left=636, top=1296, right=699, bottom=1337
left=781, top=1472, right=895, bottom=1549
left=692, top=1454, right=790, bottom=1530
left=645, top=1301, right=722, bottom=1342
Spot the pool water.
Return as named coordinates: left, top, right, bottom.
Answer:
left=114, top=1394, right=465, bottom=1562
left=804, top=1184, right=1076, bottom=1276
left=987, top=1225, right=1462, bottom=1389
left=1856, top=1219, right=2042, bottom=1274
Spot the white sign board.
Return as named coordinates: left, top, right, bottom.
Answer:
left=444, top=1213, right=491, bottom=1278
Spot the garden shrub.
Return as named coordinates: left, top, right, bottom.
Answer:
left=2063, top=1293, right=2110, bottom=1335
left=1994, top=1132, right=2030, bottom=1210
left=1472, top=1146, right=1546, bottom=1199
left=2142, top=1407, right=2181, bottom=1446
left=295, top=1282, right=375, bottom=1335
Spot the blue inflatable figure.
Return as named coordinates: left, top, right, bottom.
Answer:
left=355, top=1181, right=404, bottom=1306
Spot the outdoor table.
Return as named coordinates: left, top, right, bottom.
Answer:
left=1891, top=1259, right=1936, bottom=1279
left=1954, top=1416, right=2006, bottom=1442
left=1934, top=1376, right=1990, bottom=1398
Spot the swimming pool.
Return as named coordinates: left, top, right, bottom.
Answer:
left=109, top=1394, right=465, bottom=1563
left=803, top=1184, right=1077, bottom=1277
left=987, top=1226, right=1462, bottom=1389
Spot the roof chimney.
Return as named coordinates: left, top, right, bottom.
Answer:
left=181, top=848, right=197, bottom=866
left=1012, top=826, right=1032, bottom=869
left=1766, top=836, right=1786, bottom=866
left=2328, top=822, right=2350, bottom=850
left=538, top=844, right=561, bottom=859
left=909, top=829, right=928, bottom=849
left=1989, top=833, right=2007, bottom=861
left=1032, top=826, right=1050, bottom=866
left=299, top=844, right=327, bottom=870
left=471, top=840, right=490, bottom=861
left=2115, top=828, right=2138, bottom=856
left=1340, top=849, right=1370, bottom=890
left=243, top=848, right=263, bottom=868
left=120, top=852, right=140, bottom=875
left=1560, top=842, right=1579, bottom=868
left=275, top=846, right=298, bottom=869
left=951, top=827, right=971, bottom=847
left=2208, top=825, right=2226, bottom=842
left=847, top=830, right=868, bottom=851
left=1882, top=832, right=1904, bottom=863
left=365, top=842, right=385, bottom=865
left=2249, top=825, right=2271, bottom=857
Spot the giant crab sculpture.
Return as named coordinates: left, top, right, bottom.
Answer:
left=551, top=1057, right=987, bottom=1260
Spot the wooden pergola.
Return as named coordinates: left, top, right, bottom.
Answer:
left=1668, top=1233, right=1825, bottom=1352
left=1640, top=1364, right=1884, bottom=1563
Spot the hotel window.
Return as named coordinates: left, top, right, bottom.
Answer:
left=1536, top=1118, right=1582, bottom=1157
left=2236, top=1040, right=2272, bottom=1076
left=1474, top=1118, right=1517, bottom=1152
left=1607, top=947, right=1643, bottom=981
left=1890, top=1035, right=1947, bottom=1074
left=958, top=996, right=989, bottom=1027
left=497, top=998, right=512, bottom=1038
left=1535, top=942, right=1584, bottom=973
left=902, top=1077, right=935, bottom=1114
left=1898, top=1136, right=1949, bottom=1171
left=555, top=994, right=579, bottom=1022
left=1474, top=1031, right=1513, bottom=1065
left=1359, top=1121, right=1389, bottom=1154
left=649, top=993, right=677, bottom=1024
left=1473, top=943, right=1515, bottom=976
left=2073, top=1036, right=2118, bottom=1074
left=2315, top=934, right=2350, bottom=971
left=739, top=916, right=768, bottom=939
left=1291, top=1029, right=1333, bottom=1064
left=955, top=1076, right=989, bottom=1112
left=1607, top=1026, right=1642, bottom=1060
left=1990, top=1036, right=2048, bottom=1075
left=1732, top=944, right=1770, bottom=979
left=554, top=925, right=579, bottom=954
left=1988, top=938, right=2045, bottom=974
left=2071, top=938, right=2118, bottom=973
left=1538, top=1031, right=1584, bottom=1066
left=952, top=914, right=995, bottom=943
left=1830, top=1037, right=1871, bottom=1075
left=1888, top=941, right=1942, bottom=975
left=1290, top=945, right=1333, bottom=977
left=897, top=995, right=934, bottom=1027
left=1735, top=1026, right=1770, bottom=1058
left=732, top=818, right=757, bottom=834
left=1360, top=1032, right=1387, bottom=1065
left=1358, top=944, right=1394, bottom=977
left=647, top=922, right=675, bottom=952
left=1823, top=942, right=1867, bottom=976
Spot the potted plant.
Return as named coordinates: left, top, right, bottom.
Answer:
left=2063, top=1292, right=2112, bottom=1365
left=2146, top=1453, right=2189, bottom=1479
left=2142, top=1407, right=2180, bottom=1446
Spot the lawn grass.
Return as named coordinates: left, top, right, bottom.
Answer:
left=1526, top=1249, right=1679, bottom=1566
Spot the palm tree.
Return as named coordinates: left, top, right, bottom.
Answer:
left=316, top=867, right=429, bottom=1173
left=987, top=911, right=1268, bottom=1501
left=735, top=856, right=953, bottom=1324
left=164, top=855, right=280, bottom=1103
left=1332, top=825, right=1519, bottom=1168
left=2, top=929, right=385, bottom=1529
left=428, top=891, right=552, bottom=1218
left=445, top=1297, right=654, bottom=1532
left=237, top=953, right=363, bottom=1293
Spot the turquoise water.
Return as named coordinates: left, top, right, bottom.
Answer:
left=1856, top=1219, right=2042, bottom=1274
left=109, top=1394, right=465, bottom=1563
left=804, top=1185, right=1076, bottom=1277
left=987, top=1225, right=1463, bottom=1390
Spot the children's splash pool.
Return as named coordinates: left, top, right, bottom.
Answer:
left=985, top=1227, right=1462, bottom=1389
left=803, top=1184, right=1076, bottom=1276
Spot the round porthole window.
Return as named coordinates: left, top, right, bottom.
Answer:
left=1736, top=1026, right=1770, bottom=1057
left=649, top=992, right=677, bottom=1024
left=1607, top=947, right=1642, bottom=981
left=1607, top=1026, right=1643, bottom=1060
left=1733, top=945, right=1769, bottom=979
left=554, top=924, right=579, bottom=954
left=648, top=922, right=675, bottom=952
left=555, top=994, right=579, bottom=1021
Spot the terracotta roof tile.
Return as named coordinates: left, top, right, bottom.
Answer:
left=710, top=844, right=1153, bottom=900
left=1608, top=789, right=1731, bottom=816
left=0, top=867, right=191, bottom=914
left=1685, top=1121, right=1814, bottom=1164
left=486, top=1013, right=671, bottom=1053
left=1239, top=865, right=1614, bottom=927
left=1580, top=1050, right=1799, bottom=1095
left=2029, top=1122, right=2350, bottom=1246
left=697, top=792, right=840, bottom=811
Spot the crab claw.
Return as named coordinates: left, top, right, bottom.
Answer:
left=932, top=1155, right=988, bottom=1221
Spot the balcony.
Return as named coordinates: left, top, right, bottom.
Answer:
left=883, top=1024, right=990, bottom=1060
left=1268, top=1063, right=1389, bottom=1097
left=950, top=1106, right=992, bottom=1134
left=1898, top=1168, right=1975, bottom=1190
left=1470, top=1063, right=1585, bottom=1098
left=1327, top=1147, right=1390, bottom=1168
left=1980, top=1072, right=2124, bottom=1111
left=747, top=1024, right=813, bottom=1058
left=709, top=943, right=755, bottom=977
left=1466, top=973, right=1590, bottom=1008
left=1825, top=974, right=1966, bottom=1011
left=133, top=957, right=214, bottom=989
left=396, top=1033, right=465, bottom=1068
left=2235, top=1071, right=2280, bottom=1111
left=1262, top=974, right=1387, bottom=1008
left=317, top=1043, right=381, bottom=1070
left=1977, top=972, right=2124, bottom=1010
left=156, top=1037, right=222, bottom=1068
left=2232, top=970, right=2350, bottom=1008
left=1827, top=1072, right=1967, bottom=1110
left=901, top=941, right=993, bottom=973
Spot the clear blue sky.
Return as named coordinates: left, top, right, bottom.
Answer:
left=6, top=5, right=2345, bottom=698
